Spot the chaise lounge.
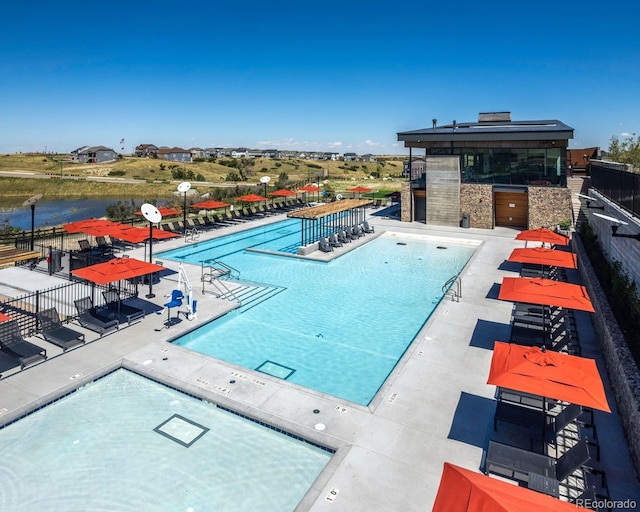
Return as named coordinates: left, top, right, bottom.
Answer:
left=102, top=289, right=145, bottom=326
left=0, top=319, right=48, bottom=369
left=37, top=307, right=86, bottom=351
left=74, top=297, right=119, bottom=336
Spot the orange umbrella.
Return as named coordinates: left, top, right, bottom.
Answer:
left=515, top=228, right=569, bottom=247
left=507, top=247, right=577, bottom=269
left=236, top=194, right=269, bottom=202
left=191, top=200, right=231, bottom=210
left=63, top=219, right=121, bottom=236
left=432, top=462, right=587, bottom=511
left=269, top=189, right=296, bottom=197
left=498, top=277, right=595, bottom=313
left=0, top=312, right=12, bottom=322
left=487, top=342, right=610, bottom=412
left=110, top=226, right=179, bottom=244
left=298, top=185, right=320, bottom=193
left=71, top=257, right=166, bottom=285
left=134, top=206, right=182, bottom=217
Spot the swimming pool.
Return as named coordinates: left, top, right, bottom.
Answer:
left=161, top=220, right=478, bottom=405
left=0, top=370, right=331, bottom=511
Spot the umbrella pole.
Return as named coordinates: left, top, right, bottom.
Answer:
left=146, top=220, right=155, bottom=298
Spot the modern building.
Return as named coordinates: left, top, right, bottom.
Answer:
left=397, top=112, right=574, bottom=229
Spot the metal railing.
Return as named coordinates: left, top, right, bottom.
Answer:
left=442, top=276, right=462, bottom=302
left=591, top=161, right=640, bottom=218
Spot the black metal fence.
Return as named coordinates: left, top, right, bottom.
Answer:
left=591, top=161, right=640, bottom=217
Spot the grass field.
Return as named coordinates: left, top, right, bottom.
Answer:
left=0, top=153, right=406, bottom=202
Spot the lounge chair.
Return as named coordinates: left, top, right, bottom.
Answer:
left=485, top=438, right=591, bottom=494
left=74, top=297, right=119, bottom=336
left=78, top=239, right=92, bottom=252
left=318, top=237, right=334, bottom=253
left=337, top=230, right=351, bottom=244
left=0, top=348, right=21, bottom=377
left=95, top=236, right=113, bottom=255
left=362, top=221, right=375, bottom=233
left=0, top=319, right=47, bottom=369
left=328, top=233, right=343, bottom=248
left=102, top=289, right=145, bottom=326
left=36, top=307, right=86, bottom=351
left=202, top=216, right=218, bottom=229
left=350, top=225, right=363, bottom=238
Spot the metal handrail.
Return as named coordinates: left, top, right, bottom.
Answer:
left=442, top=275, right=462, bottom=302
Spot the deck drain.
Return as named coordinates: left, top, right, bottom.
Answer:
left=256, top=360, right=295, bottom=380
left=153, top=414, right=209, bottom=447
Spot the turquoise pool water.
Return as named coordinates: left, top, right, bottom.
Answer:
left=161, top=220, right=477, bottom=405
left=0, top=370, right=331, bottom=511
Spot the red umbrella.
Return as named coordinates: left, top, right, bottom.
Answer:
left=488, top=342, right=610, bottom=412
left=71, top=257, right=166, bottom=285
left=110, top=226, right=179, bottom=244
left=269, top=189, right=296, bottom=197
left=433, top=462, right=588, bottom=511
left=134, top=206, right=182, bottom=217
left=63, top=219, right=121, bottom=236
left=298, top=185, right=320, bottom=193
left=236, top=194, right=269, bottom=202
left=191, top=200, right=231, bottom=210
left=0, top=312, right=12, bottom=322
left=507, top=247, right=577, bottom=269
left=515, top=228, right=570, bottom=247
left=498, top=277, right=595, bottom=313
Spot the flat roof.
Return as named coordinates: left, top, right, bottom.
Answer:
left=287, top=199, right=372, bottom=219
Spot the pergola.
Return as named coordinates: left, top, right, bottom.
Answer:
left=287, top=199, right=372, bottom=247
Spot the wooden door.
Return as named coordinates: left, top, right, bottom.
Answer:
left=494, top=191, right=528, bottom=228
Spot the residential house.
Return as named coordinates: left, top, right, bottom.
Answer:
left=343, top=153, right=358, bottom=162
left=231, top=148, right=248, bottom=158
left=157, top=147, right=192, bottom=163
left=71, top=146, right=118, bottom=164
left=361, top=154, right=377, bottom=162
left=134, top=144, right=158, bottom=158
left=190, top=147, right=205, bottom=160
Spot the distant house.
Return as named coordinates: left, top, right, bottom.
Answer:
left=157, top=147, right=192, bottom=163
left=246, top=149, right=264, bottom=158
left=361, top=154, right=376, bottom=162
left=343, top=153, right=358, bottom=162
left=262, top=149, right=279, bottom=159
left=403, top=157, right=426, bottom=180
left=231, top=148, right=248, bottom=158
left=71, top=146, right=118, bottom=164
left=324, top=152, right=340, bottom=161
left=279, top=151, right=297, bottom=160
left=135, top=144, right=158, bottom=158
left=190, top=147, right=205, bottom=159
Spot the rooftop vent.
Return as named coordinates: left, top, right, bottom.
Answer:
left=478, top=112, right=511, bottom=123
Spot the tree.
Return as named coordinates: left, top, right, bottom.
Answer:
left=607, top=134, right=640, bottom=168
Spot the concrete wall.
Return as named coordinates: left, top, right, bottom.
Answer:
left=527, top=186, right=573, bottom=229
left=460, top=184, right=494, bottom=229
left=574, top=235, right=640, bottom=477
left=400, top=181, right=412, bottom=222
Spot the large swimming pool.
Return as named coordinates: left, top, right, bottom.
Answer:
left=0, top=370, right=331, bottom=511
left=161, top=219, right=478, bottom=405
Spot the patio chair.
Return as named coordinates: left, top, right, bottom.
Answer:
left=202, top=216, right=219, bottom=229
left=161, top=289, right=184, bottom=326
left=318, top=237, right=334, bottom=253
left=78, top=239, right=92, bottom=252
left=0, top=346, right=22, bottom=377
left=485, top=438, right=591, bottom=492
left=362, top=221, right=375, bottom=233
left=74, top=297, right=119, bottom=336
left=328, top=232, right=343, bottom=248
left=337, top=230, right=351, bottom=244
left=102, top=289, right=145, bottom=326
left=95, top=236, right=113, bottom=255
left=36, top=307, right=86, bottom=351
left=0, top=319, right=47, bottom=369
left=350, top=225, right=363, bottom=238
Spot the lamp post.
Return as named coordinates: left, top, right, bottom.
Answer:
left=22, top=194, right=43, bottom=251
left=177, top=182, right=191, bottom=232
left=141, top=203, right=162, bottom=298
left=260, top=176, right=271, bottom=205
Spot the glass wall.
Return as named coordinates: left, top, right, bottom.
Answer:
left=430, top=147, right=566, bottom=186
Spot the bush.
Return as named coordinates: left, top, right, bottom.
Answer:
left=225, top=172, right=242, bottom=182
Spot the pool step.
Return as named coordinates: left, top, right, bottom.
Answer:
left=217, top=279, right=286, bottom=312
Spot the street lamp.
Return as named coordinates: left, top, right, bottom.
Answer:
left=177, top=182, right=191, bottom=232
left=260, top=175, right=271, bottom=201
left=22, top=194, right=43, bottom=251
left=141, top=203, right=162, bottom=298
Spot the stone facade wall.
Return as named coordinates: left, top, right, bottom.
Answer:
left=527, top=187, right=573, bottom=229
left=574, top=235, right=640, bottom=478
left=400, top=181, right=412, bottom=222
left=460, top=184, right=494, bottom=229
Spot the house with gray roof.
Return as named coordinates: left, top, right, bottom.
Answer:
left=71, top=146, right=118, bottom=164
left=157, top=147, right=192, bottom=162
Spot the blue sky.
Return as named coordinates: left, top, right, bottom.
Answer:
left=1, top=0, right=638, bottom=155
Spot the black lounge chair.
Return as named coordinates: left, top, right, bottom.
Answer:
left=318, top=237, right=334, bottom=253
left=485, top=438, right=591, bottom=495
left=328, top=233, right=343, bottom=248
left=102, top=289, right=145, bottom=326
left=37, top=308, right=86, bottom=351
left=337, top=230, right=351, bottom=244
left=0, top=319, right=47, bottom=369
left=0, top=346, right=21, bottom=377
left=74, top=297, right=119, bottom=336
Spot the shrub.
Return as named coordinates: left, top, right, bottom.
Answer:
left=108, top=170, right=126, bottom=177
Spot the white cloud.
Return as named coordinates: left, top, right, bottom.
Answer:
left=620, top=132, right=634, bottom=138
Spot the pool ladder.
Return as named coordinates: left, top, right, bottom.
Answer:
left=201, top=259, right=241, bottom=302
left=442, top=275, right=462, bottom=302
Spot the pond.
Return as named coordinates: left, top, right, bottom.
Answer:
left=0, top=198, right=145, bottom=231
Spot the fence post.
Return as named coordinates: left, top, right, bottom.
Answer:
left=35, top=290, right=40, bottom=315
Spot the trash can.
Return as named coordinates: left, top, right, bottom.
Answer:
left=461, top=214, right=470, bottom=229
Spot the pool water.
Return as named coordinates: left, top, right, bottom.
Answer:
left=0, top=370, right=331, bottom=512
left=162, top=221, right=478, bottom=405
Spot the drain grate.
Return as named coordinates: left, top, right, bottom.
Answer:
left=256, top=360, right=296, bottom=380
left=153, top=414, right=209, bottom=447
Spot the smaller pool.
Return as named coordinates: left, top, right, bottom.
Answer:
left=0, top=370, right=332, bottom=511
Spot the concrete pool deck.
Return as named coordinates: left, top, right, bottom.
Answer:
left=0, top=210, right=638, bottom=510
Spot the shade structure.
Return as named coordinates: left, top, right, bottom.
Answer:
left=235, top=194, right=269, bottom=202
left=498, top=277, right=595, bottom=313
left=62, top=219, right=122, bottom=236
left=515, top=228, right=570, bottom=246
left=72, top=257, right=166, bottom=285
left=488, top=342, right=610, bottom=412
left=134, top=206, right=182, bottom=217
left=507, top=247, right=578, bottom=269
left=269, top=189, right=296, bottom=197
left=191, top=200, right=231, bottom=210
left=110, top=226, right=179, bottom=243
left=432, top=462, right=587, bottom=511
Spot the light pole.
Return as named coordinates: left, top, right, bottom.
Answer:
left=22, top=194, right=42, bottom=251
left=177, top=182, right=191, bottom=231
left=260, top=176, right=271, bottom=204
left=141, top=203, right=162, bottom=298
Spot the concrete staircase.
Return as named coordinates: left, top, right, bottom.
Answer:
left=567, top=176, right=592, bottom=228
